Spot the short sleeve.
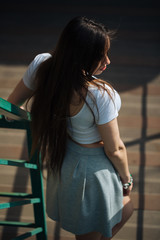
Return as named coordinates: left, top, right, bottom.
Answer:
left=96, top=86, right=121, bottom=125
left=23, top=53, right=52, bottom=90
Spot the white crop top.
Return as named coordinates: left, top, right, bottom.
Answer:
left=23, top=53, right=121, bottom=144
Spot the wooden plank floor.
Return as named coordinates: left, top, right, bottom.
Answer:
left=0, top=1, right=160, bottom=239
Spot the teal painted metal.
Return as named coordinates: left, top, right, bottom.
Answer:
left=0, top=158, right=38, bottom=169
left=0, top=198, right=41, bottom=210
left=0, top=221, right=35, bottom=227
left=0, top=97, right=48, bottom=240
left=0, top=192, right=33, bottom=198
left=12, top=228, right=43, bottom=240
left=0, top=97, right=31, bottom=121
left=26, top=132, right=48, bottom=240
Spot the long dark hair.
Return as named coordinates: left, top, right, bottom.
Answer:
left=29, top=16, right=114, bottom=174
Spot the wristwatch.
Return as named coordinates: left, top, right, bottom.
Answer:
left=123, top=174, right=133, bottom=190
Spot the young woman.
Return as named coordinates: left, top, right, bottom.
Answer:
left=7, top=16, right=133, bottom=240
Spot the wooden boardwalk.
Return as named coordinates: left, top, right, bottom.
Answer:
left=0, top=1, right=160, bottom=239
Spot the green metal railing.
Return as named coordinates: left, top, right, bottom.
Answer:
left=0, top=97, right=47, bottom=240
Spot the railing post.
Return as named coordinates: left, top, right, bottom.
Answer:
left=26, top=125, right=47, bottom=240
left=0, top=97, right=48, bottom=240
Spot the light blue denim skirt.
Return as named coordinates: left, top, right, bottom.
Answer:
left=46, top=139, right=123, bottom=238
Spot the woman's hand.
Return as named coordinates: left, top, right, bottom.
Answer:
left=123, top=183, right=133, bottom=196
left=5, top=106, right=25, bottom=122
left=122, top=175, right=133, bottom=196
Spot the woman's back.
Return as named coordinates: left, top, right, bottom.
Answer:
left=6, top=16, right=133, bottom=239
left=68, top=83, right=121, bottom=145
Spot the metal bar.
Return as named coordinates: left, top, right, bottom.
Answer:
left=0, top=221, right=35, bottom=228
left=0, top=159, right=38, bottom=169
left=26, top=128, right=48, bottom=239
left=0, top=198, right=41, bottom=210
left=12, top=227, right=43, bottom=240
left=0, top=97, right=48, bottom=239
left=0, top=98, right=31, bottom=121
left=0, top=192, right=33, bottom=198
left=0, top=116, right=28, bottom=129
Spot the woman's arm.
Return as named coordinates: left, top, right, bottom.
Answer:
left=7, top=79, right=33, bottom=106
left=98, top=118, right=132, bottom=194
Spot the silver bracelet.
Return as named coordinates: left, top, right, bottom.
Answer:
left=123, top=175, right=133, bottom=190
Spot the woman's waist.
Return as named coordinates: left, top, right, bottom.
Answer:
left=74, top=140, right=104, bottom=148
left=67, top=137, right=105, bottom=156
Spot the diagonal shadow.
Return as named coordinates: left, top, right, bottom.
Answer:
left=125, top=133, right=160, bottom=148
